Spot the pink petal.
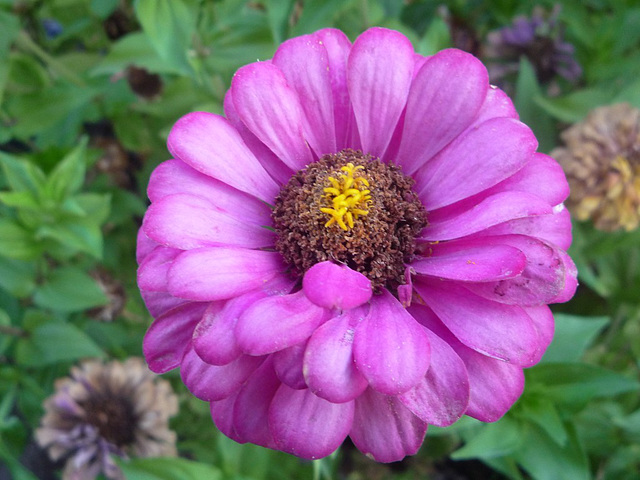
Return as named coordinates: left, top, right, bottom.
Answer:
left=313, top=28, right=354, bottom=150
left=348, top=27, right=414, bottom=158
left=463, top=235, right=567, bottom=306
left=193, top=291, right=267, bottom=366
left=140, top=290, right=187, bottom=319
left=269, top=385, right=354, bottom=460
left=273, top=342, right=308, bottom=389
left=231, top=357, right=280, bottom=448
left=167, top=247, right=285, bottom=301
left=424, top=191, right=553, bottom=241
left=235, top=290, right=327, bottom=355
left=143, top=193, right=274, bottom=250
left=396, top=49, right=488, bottom=175
left=137, top=246, right=181, bottom=292
left=180, top=345, right=264, bottom=401
left=273, top=33, right=336, bottom=155
left=167, top=112, right=279, bottom=202
left=473, top=206, right=573, bottom=250
left=210, top=395, right=243, bottom=444
left=302, top=261, right=372, bottom=311
left=136, top=228, right=157, bottom=264
left=353, top=290, right=430, bottom=395
left=472, top=85, right=518, bottom=126
left=398, top=327, right=470, bottom=427
left=550, top=249, right=578, bottom=303
left=485, top=153, right=570, bottom=207
left=303, top=309, right=369, bottom=403
left=143, top=302, right=209, bottom=373
left=415, top=118, right=537, bottom=210
left=224, top=90, right=293, bottom=185
left=231, top=62, right=313, bottom=171
left=415, top=280, right=541, bottom=366
left=350, top=388, right=428, bottom=463
left=411, top=243, right=526, bottom=282
left=524, top=305, right=555, bottom=365
left=411, top=306, right=524, bottom=422
left=147, top=159, right=274, bottom=224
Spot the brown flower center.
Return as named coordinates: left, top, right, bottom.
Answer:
left=272, top=149, right=427, bottom=291
left=82, top=392, right=138, bottom=447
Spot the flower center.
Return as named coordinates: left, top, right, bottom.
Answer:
left=272, top=149, right=427, bottom=291
left=82, top=393, right=138, bottom=447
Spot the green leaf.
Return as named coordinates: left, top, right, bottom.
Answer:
left=74, top=192, right=111, bottom=224
left=452, top=416, right=523, bottom=460
left=0, top=152, right=46, bottom=193
left=36, top=221, right=104, bottom=258
left=0, top=257, right=36, bottom=297
left=15, top=320, right=105, bottom=366
left=0, top=309, right=13, bottom=355
left=519, top=396, right=568, bottom=447
left=43, top=137, right=88, bottom=201
left=118, top=457, right=222, bottom=480
left=33, top=267, right=108, bottom=312
left=0, top=219, right=41, bottom=260
left=515, top=422, right=589, bottom=480
left=0, top=191, right=40, bottom=210
left=535, top=88, right=614, bottom=123
left=541, top=314, right=609, bottom=364
left=0, top=10, right=19, bottom=104
left=526, top=363, right=640, bottom=407
left=264, top=0, right=294, bottom=44
left=416, top=17, right=452, bottom=56
left=134, top=0, right=198, bottom=75
left=514, top=57, right=556, bottom=153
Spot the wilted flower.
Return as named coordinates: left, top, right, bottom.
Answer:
left=552, top=103, right=640, bottom=231
left=36, top=358, right=178, bottom=480
left=484, top=6, right=581, bottom=94
left=138, top=27, right=576, bottom=462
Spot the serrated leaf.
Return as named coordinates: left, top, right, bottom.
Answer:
left=134, top=0, right=197, bottom=76
left=526, top=363, right=640, bottom=407
left=452, top=416, right=523, bottom=460
left=44, top=137, right=88, bottom=201
left=0, top=219, right=41, bottom=260
left=542, top=314, right=609, bottom=364
left=33, top=267, right=108, bottom=312
left=15, top=321, right=105, bottom=366
left=515, top=422, right=589, bottom=480
left=118, top=457, right=222, bottom=480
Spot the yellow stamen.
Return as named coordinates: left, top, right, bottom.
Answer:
left=321, top=163, right=371, bottom=230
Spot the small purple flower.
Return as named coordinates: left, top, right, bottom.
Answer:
left=138, top=27, right=577, bottom=462
left=42, top=18, right=64, bottom=39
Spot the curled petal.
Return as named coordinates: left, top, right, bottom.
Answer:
left=399, top=327, right=470, bottom=427
left=303, top=261, right=372, bottom=311
left=353, top=290, right=430, bottom=395
left=273, top=343, right=308, bottom=390
left=350, top=388, right=428, bottom=463
left=235, top=290, right=327, bottom=355
left=304, top=308, right=369, bottom=403
left=269, top=385, right=354, bottom=460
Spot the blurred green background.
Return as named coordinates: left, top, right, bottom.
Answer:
left=1, top=0, right=640, bottom=479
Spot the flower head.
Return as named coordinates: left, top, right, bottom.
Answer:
left=484, top=6, right=581, bottom=94
left=36, top=358, right=178, bottom=480
left=552, top=103, right=640, bottom=231
left=137, top=27, right=577, bottom=462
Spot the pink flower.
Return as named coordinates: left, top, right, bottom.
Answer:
left=137, top=27, right=577, bottom=462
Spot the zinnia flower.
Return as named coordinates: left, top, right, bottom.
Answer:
left=552, top=103, right=640, bottom=231
left=137, top=27, right=577, bottom=462
left=484, top=6, right=581, bottom=95
left=36, top=358, right=178, bottom=480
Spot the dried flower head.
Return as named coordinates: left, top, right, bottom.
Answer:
left=36, top=358, right=178, bottom=480
left=138, top=27, right=576, bottom=463
left=552, top=103, right=640, bottom=231
left=484, top=5, right=581, bottom=94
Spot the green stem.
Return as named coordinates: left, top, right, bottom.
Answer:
left=15, top=30, right=86, bottom=87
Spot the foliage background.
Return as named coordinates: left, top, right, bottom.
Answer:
left=1, top=0, right=640, bottom=479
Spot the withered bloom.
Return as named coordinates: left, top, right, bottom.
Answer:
left=552, top=103, right=640, bottom=231
left=36, top=358, right=178, bottom=480
left=484, top=5, right=581, bottom=95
